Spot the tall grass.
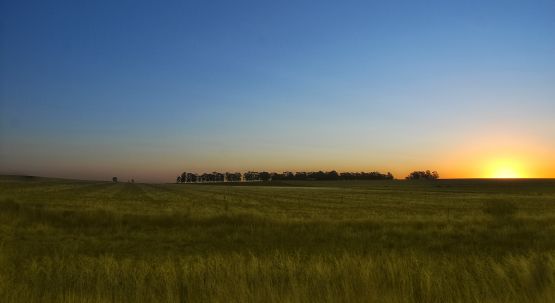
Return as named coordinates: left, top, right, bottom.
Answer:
left=1, top=177, right=555, bottom=302
left=2, top=252, right=554, bottom=303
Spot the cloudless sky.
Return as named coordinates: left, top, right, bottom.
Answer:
left=1, top=0, right=554, bottom=182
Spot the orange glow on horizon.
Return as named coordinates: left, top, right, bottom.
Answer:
left=483, top=158, right=527, bottom=178
left=437, top=131, right=555, bottom=179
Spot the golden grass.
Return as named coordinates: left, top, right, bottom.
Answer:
left=1, top=177, right=555, bottom=302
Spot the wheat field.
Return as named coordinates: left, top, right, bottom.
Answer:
left=1, top=176, right=555, bottom=302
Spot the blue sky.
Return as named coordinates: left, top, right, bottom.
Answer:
left=1, top=0, right=554, bottom=181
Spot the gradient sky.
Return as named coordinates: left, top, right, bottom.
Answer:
left=1, top=0, right=554, bottom=182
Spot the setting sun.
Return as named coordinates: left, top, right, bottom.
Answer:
left=485, top=159, right=527, bottom=179
left=491, top=167, right=520, bottom=178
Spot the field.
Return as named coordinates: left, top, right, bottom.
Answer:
left=1, top=176, right=555, bottom=302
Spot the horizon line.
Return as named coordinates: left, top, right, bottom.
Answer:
left=2, top=174, right=555, bottom=184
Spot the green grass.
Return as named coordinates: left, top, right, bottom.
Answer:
left=1, top=176, right=555, bottom=302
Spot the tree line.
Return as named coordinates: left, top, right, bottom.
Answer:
left=175, top=170, right=439, bottom=183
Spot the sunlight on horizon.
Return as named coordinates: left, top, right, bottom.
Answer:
left=484, top=158, right=527, bottom=179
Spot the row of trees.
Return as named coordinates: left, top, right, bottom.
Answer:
left=112, top=177, right=135, bottom=183
left=271, top=171, right=395, bottom=181
left=175, top=170, right=420, bottom=183
left=178, top=172, right=240, bottom=183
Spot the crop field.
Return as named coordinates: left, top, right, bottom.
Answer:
left=1, top=176, right=555, bottom=302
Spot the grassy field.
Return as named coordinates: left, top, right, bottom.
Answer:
left=1, top=175, right=555, bottom=302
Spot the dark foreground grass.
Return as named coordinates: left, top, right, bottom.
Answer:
left=1, top=176, right=555, bottom=302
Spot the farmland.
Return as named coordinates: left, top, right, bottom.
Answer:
left=1, top=175, right=555, bottom=302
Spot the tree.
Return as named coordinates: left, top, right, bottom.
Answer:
left=187, top=173, right=198, bottom=183
left=405, top=170, right=439, bottom=180
left=176, top=176, right=181, bottom=183
left=327, top=170, right=339, bottom=180
left=225, top=172, right=241, bottom=182
left=112, top=177, right=118, bottom=183
left=180, top=172, right=187, bottom=183
left=213, top=172, right=225, bottom=182
left=243, top=171, right=260, bottom=181
left=259, top=171, right=271, bottom=181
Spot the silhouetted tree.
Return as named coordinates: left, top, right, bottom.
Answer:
left=212, top=172, right=224, bottom=182
left=405, top=170, right=439, bottom=180
left=243, top=171, right=261, bottom=181
left=259, top=171, right=271, bottom=181
left=327, top=170, right=339, bottom=180
left=225, top=172, right=241, bottom=182
left=187, top=173, right=197, bottom=183
left=112, top=177, right=118, bottom=183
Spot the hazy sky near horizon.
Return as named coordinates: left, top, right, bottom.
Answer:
left=1, top=0, right=554, bottom=182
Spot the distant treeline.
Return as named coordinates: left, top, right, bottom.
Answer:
left=175, top=170, right=439, bottom=183
left=176, top=170, right=440, bottom=183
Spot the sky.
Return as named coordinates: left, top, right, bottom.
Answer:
left=1, top=0, right=554, bottom=182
